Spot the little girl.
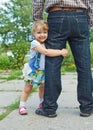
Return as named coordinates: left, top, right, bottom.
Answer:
left=19, top=20, right=68, bottom=115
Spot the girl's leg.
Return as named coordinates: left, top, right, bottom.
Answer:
left=20, top=83, right=33, bottom=102
left=38, top=84, right=44, bottom=108
left=19, top=83, right=33, bottom=115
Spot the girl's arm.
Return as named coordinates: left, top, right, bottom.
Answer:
left=33, top=45, right=68, bottom=57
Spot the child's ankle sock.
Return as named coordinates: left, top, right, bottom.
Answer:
left=39, top=98, right=44, bottom=104
left=19, top=101, right=26, bottom=107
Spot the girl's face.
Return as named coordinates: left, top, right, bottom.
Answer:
left=34, top=25, right=48, bottom=43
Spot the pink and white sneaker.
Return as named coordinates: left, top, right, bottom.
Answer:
left=19, top=106, right=28, bottom=115
left=39, top=103, right=42, bottom=108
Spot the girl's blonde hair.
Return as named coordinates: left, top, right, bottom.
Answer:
left=32, top=20, right=48, bottom=36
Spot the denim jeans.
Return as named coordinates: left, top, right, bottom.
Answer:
left=43, top=10, right=93, bottom=114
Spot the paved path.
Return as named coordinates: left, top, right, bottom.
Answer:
left=0, top=73, right=93, bottom=130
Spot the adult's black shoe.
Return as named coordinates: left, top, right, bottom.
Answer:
left=35, top=108, right=57, bottom=118
left=80, top=111, right=92, bottom=117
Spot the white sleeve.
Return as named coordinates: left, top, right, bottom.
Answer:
left=31, top=40, right=40, bottom=49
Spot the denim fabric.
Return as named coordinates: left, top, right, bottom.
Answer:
left=43, top=10, right=93, bottom=114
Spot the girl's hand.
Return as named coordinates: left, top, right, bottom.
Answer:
left=61, top=49, right=68, bottom=57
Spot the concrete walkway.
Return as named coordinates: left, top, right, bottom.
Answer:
left=0, top=73, right=93, bottom=130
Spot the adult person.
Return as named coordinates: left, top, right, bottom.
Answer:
left=32, top=0, right=93, bottom=117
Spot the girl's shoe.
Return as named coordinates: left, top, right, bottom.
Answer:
left=19, top=106, right=28, bottom=115
left=39, top=103, right=42, bottom=108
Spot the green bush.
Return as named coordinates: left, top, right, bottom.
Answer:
left=0, top=53, right=11, bottom=69
left=0, top=53, right=16, bottom=70
left=9, top=41, right=30, bottom=69
left=62, top=43, right=74, bottom=65
left=90, top=42, right=93, bottom=67
left=62, top=41, right=93, bottom=71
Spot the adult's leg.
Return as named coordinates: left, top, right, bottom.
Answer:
left=68, top=10, right=93, bottom=114
left=43, top=11, right=67, bottom=114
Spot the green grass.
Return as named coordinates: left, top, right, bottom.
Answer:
left=7, top=70, right=22, bottom=80
left=0, top=99, right=20, bottom=120
left=0, top=69, right=22, bottom=81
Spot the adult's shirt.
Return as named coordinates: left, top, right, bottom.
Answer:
left=32, top=0, right=93, bottom=27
